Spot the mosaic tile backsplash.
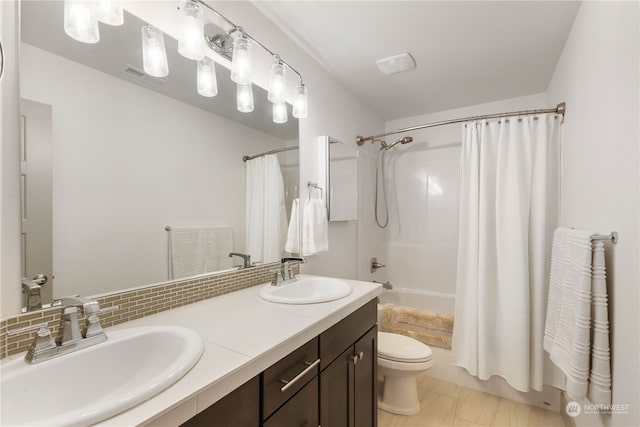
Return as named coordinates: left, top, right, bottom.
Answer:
left=1, top=261, right=299, bottom=359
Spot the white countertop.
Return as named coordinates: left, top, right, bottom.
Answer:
left=95, top=275, right=382, bottom=426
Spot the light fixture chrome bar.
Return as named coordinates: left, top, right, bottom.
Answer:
left=243, top=145, right=299, bottom=162
left=592, top=232, right=618, bottom=244
left=356, top=103, right=566, bottom=146
left=194, top=0, right=303, bottom=83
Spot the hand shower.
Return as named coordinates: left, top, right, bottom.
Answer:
left=375, top=136, right=414, bottom=228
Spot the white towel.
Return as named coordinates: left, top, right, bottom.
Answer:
left=543, top=227, right=612, bottom=405
left=285, top=198, right=300, bottom=253
left=168, top=227, right=233, bottom=280
left=301, top=198, right=328, bottom=256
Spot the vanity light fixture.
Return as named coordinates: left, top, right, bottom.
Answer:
left=230, top=33, right=253, bottom=85
left=141, top=25, right=169, bottom=78
left=97, top=0, right=124, bottom=26
left=292, top=83, right=308, bottom=119
left=64, top=0, right=100, bottom=44
left=177, top=0, right=205, bottom=61
left=61, top=0, right=309, bottom=121
left=267, top=57, right=287, bottom=103
left=237, top=83, right=254, bottom=113
left=197, top=57, right=218, bottom=97
left=273, top=102, right=288, bottom=124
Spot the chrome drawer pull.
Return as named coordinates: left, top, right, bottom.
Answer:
left=279, top=358, right=320, bottom=392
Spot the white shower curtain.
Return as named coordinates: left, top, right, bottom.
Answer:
left=451, top=115, right=561, bottom=392
left=245, top=154, right=287, bottom=264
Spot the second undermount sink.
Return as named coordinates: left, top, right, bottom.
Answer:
left=260, top=275, right=352, bottom=304
left=0, top=325, right=203, bottom=427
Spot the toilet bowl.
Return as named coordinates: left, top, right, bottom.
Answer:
left=377, top=331, right=433, bottom=416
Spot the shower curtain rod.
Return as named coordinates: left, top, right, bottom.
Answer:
left=356, top=102, right=566, bottom=146
left=243, top=146, right=299, bottom=162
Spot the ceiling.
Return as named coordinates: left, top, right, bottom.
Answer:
left=254, top=1, right=581, bottom=120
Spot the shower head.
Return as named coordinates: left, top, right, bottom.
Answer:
left=383, top=136, right=414, bottom=150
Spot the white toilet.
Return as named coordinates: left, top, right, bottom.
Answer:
left=377, top=331, right=433, bottom=415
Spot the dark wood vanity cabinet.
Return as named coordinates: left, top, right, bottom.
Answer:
left=181, top=376, right=260, bottom=427
left=320, top=303, right=377, bottom=427
left=182, top=299, right=377, bottom=427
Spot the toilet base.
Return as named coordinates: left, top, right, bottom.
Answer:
left=378, top=372, right=421, bottom=415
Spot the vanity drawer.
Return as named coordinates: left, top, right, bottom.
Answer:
left=319, top=299, right=377, bottom=370
left=263, top=376, right=319, bottom=427
left=262, top=337, right=319, bottom=419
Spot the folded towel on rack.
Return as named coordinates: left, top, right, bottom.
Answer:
left=285, top=198, right=300, bottom=253
left=302, top=197, right=328, bottom=256
left=543, top=227, right=612, bottom=405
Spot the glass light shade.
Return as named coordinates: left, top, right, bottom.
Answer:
left=141, top=25, right=169, bottom=78
left=292, top=83, right=308, bottom=118
left=273, top=102, right=288, bottom=124
left=178, top=0, right=205, bottom=61
left=267, top=61, right=287, bottom=103
left=98, top=0, right=123, bottom=26
left=197, top=57, right=218, bottom=97
left=64, top=0, right=100, bottom=44
left=231, top=36, right=252, bottom=85
left=236, top=83, right=254, bottom=113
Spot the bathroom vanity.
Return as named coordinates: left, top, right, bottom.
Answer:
left=89, top=277, right=382, bottom=426
left=184, top=300, right=376, bottom=427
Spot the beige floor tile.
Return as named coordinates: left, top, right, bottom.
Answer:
left=492, top=398, right=535, bottom=427
left=528, top=406, right=565, bottom=427
left=456, top=386, right=500, bottom=426
left=454, top=417, right=487, bottom=427
left=419, top=375, right=461, bottom=400
left=379, top=378, right=564, bottom=427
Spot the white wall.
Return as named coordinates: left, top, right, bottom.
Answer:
left=546, top=2, right=639, bottom=426
left=381, top=93, right=547, bottom=295
left=20, top=43, right=287, bottom=298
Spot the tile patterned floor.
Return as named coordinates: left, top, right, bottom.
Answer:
left=378, top=376, right=567, bottom=427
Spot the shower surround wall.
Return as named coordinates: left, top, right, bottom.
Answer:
left=378, top=93, right=564, bottom=410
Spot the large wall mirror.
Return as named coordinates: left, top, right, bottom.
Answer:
left=19, top=1, right=300, bottom=311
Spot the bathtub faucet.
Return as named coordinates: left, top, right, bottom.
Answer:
left=373, top=280, right=393, bottom=290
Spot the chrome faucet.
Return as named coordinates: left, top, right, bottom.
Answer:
left=7, top=296, right=118, bottom=364
left=271, top=257, right=304, bottom=286
left=22, top=279, right=43, bottom=311
left=229, top=252, right=252, bottom=269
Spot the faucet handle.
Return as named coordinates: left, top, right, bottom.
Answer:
left=82, top=305, right=119, bottom=338
left=7, top=322, right=50, bottom=336
left=7, top=322, right=56, bottom=354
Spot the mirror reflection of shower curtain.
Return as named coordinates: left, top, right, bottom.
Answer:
left=451, top=115, right=561, bottom=392
left=245, top=154, right=288, bottom=264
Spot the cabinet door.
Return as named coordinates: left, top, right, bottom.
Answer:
left=320, top=346, right=354, bottom=427
left=264, top=377, right=319, bottom=427
left=180, top=376, right=259, bottom=427
left=354, top=327, right=377, bottom=427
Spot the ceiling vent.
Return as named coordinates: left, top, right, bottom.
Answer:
left=123, top=65, right=166, bottom=86
left=376, top=53, right=416, bottom=76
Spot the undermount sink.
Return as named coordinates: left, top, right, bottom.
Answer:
left=0, top=325, right=203, bottom=427
left=260, top=275, right=352, bottom=304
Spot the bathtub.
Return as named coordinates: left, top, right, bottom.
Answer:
left=376, top=286, right=561, bottom=411
left=377, top=288, right=455, bottom=314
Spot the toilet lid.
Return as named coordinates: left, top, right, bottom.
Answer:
left=378, top=332, right=432, bottom=363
